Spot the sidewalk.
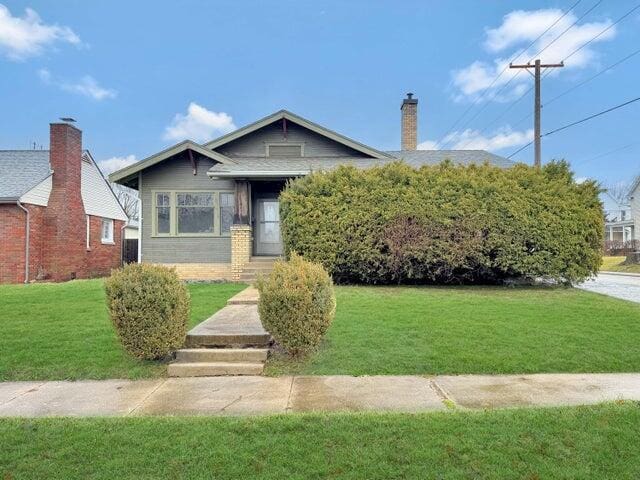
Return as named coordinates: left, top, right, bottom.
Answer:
left=1, top=373, right=639, bottom=417
left=577, top=273, right=640, bottom=303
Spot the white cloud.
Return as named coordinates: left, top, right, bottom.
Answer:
left=163, top=103, right=236, bottom=142
left=98, top=155, right=137, bottom=175
left=38, top=69, right=116, bottom=100
left=419, top=127, right=533, bottom=152
left=453, top=8, right=616, bottom=101
left=0, top=4, right=81, bottom=60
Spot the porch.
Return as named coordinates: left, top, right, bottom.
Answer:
left=229, top=179, right=288, bottom=281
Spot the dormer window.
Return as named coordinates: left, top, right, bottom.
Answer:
left=266, top=143, right=303, bottom=157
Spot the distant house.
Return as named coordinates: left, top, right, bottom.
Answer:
left=629, top=176, right=640, bottom=242
left=0, top=123, right=128, bottom=284
left=601, top=190, right=635, bottom=243
left=110, top=94, right=513, bottom=281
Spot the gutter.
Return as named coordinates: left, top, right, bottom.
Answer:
left=206, top=170, right=311, bottom=178
left=15, top=201, right=30, bottom=284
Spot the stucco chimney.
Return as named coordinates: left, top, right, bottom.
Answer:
left=401, top=93, right=418, bottom=150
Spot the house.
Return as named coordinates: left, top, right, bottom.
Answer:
left=601, top=190, right=635, bottom=244
left=0, top=122, right=128, bottom=284
left=110, top=94, right=513, bottom=281
left=628, top=176, right=640, bottom=242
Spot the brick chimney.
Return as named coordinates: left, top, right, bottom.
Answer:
left=401, top=93, right=418, bottom=150
left=43, top=122, right=87, bottom=280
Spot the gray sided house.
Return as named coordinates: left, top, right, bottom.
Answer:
left=110, top=95, right=513, bottom=280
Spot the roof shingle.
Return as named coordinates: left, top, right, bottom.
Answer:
left=0, top=150, right=51, bottom=200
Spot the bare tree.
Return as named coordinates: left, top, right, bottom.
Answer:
left=604, top=181, right=631, bottom=205
left=111, top=183, right=139, bottom=220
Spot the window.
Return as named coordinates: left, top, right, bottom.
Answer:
left=177, top=193, right=214, bottom=234
left=220, top=193, right=235, bottom=234
left=101, top=218, right=114, bottom=243
left=267, top=144, right=303, bottom=157
left=156, top=193, right=171, bottom=234
left=154, top=191, right=234, bottom=236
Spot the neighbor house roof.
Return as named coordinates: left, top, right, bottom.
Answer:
left=207, top=150, right=515, bottom=177
left=0, top=150, right=51, bottom=201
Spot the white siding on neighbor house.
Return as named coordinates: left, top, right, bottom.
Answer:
left=631, top=183, right=640, bottom=240
left=19, top=174, right=52, bottom=206
left=81, top=158, right=128, bottom=221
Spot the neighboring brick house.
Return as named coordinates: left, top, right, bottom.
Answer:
left=110, top=94, right=513, bottom=281
left=0, top=122, right=128, bottom=284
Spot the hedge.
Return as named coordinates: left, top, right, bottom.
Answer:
left=105, top=263, right=190, bottom=360
left=257, top=253, right=336, bottom=356
left=280, top=161, right=603, bottom=284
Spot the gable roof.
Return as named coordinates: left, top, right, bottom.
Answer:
left=0, top=150, right=52, bottom=201
left=203, top=109, right=394, bottom=160
left=207, top=150, right=515, bottom=177
left=109, top=140, right=235, bottom=184
left=386, top=150, right=515, bottom=168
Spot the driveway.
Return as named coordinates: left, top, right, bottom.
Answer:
left=578, top=273, right=640, bottom=303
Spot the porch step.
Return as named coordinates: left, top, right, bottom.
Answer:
left=186, top=333, right=271, bottom=348
left=168, top=362, right=264, bottom=377
left=175, top=348, right=268, bottom=363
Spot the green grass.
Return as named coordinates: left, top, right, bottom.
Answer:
left=0, top=279, right=245, bottom=381
left=266, top=286, right=640, bottom=376
left=1, top=403, right=639, bottom=479
left=601, top=255, right=640, bottom=273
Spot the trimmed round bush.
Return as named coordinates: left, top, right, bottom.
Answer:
left=257, top=253, right=336, bottom=356
left=280, top=160, right=603, bottom=284
left=105, top=263, right=190, bottom=360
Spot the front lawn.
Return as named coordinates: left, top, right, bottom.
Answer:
left=601, top=255, right=640, bottom=274
left=1, top=403, right=639, bottom=478
left=267, top=286, right=640, bottom=376
left=0, top=279, right=245, bottom=381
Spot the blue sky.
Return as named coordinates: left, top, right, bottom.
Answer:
left=1, top=0, right=638, bottom=187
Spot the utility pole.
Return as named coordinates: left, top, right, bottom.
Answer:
left=509, top=59, right=563, bottom=167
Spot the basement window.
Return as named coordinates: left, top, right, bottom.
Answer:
left=101, top=218, right=114, bottom=244
left=266, top=143, right=303, bottom=157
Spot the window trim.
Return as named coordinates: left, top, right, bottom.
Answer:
left=86, top=215, right=91, bottom=250
left=101, top=218, right=114, bottom=244
left=151, top=189, right=235, bottom=238
left=265, top=142, right=304, bottom=157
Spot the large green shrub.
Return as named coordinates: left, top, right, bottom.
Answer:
left=256, top=253, right=336, bottom=356
left=104, top=263, right=190, bottom=360
left=280, top=161, right=603, bottom=284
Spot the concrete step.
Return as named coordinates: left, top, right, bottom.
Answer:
left=227, top=287, right=259, bottom=305
left=176, top=348, right=268, bottom=363
left=186, top=333, right=271, bottom=348
left=168, top=362, right=264, bottom=377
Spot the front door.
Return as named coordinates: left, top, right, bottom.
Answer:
left=254, top=198, right=283, bottom=256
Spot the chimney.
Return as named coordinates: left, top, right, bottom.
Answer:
left=400, top=92, right=418, bottom=150
left=44, top=122, right=87, bottom=280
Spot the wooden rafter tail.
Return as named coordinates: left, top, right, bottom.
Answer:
left=187, top=148, right=197, bottom=175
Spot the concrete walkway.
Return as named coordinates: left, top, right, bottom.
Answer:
left=1, top=373, right=639, bottom=417
left=578, top=273, right=640, bottom=303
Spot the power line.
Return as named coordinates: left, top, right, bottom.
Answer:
left=545, top=47, right=640, bottom=106
left=543, top=96, right=640, bottom=137
left=507, top=141, right=534, bottom=159
left=572, top=141, right=640, bottom=167
left=542, top=2, right=640, bottom=79
left=506, top=96, right=640, bottom=159
left=434, top=0, right=582, bottom=148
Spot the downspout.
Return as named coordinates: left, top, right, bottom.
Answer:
left=16, top=201, right=29, bottom=284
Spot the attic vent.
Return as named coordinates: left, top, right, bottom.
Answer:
left=267, top=144, right=303, bottom=157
